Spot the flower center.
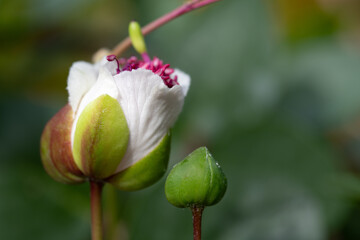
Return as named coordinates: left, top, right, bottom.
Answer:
left=107, top=54, right=178, bottom=88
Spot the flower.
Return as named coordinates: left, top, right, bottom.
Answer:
left=165, top=147, right=227, bottom=208
left=40, top=55, right=190, bottom=191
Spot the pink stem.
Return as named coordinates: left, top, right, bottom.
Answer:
left=192, top=206, right=204, bottom=240
left=141, top=52, right=151, bottom=62
left=111, top=0, right=222, bottom=56
left=90, top=181, right=104, bottom=240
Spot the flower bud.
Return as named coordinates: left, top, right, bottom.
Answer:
left=129, top=21, right=147, bottom=54
left=40, top=105, right=85, bottom=184
left=165, top=147, right=227, bottom=208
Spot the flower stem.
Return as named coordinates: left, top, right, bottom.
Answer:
left=111, top=0, right=222, bottom=56
left=90, top=181, right=104, bottom=240
left=191, top=206, right=204, bottom=240
left=103, top=184, right=120, bottom=240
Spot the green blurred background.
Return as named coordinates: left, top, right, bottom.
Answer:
left=2, top=0, right=360, bottom=239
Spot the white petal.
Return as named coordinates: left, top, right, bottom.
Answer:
left=173, top=69, right=191, bottom=96
left=70, top=67, right=119, bottom=146
left=94, top=56, right=119, bottom=76
left=67, top=61, right=98, bottom=112
left=114, top=69, right=186, bottom=171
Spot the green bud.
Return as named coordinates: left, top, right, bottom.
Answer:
left=129, top=21, right=147, bottom=54
left=73, top=94, right=129, bottom=179
left=165, top=147, right=227, bottom=208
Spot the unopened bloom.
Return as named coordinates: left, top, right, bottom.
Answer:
left=40, top=55, right=190, bottom=191
left=165, top=147, right=227, bottom=208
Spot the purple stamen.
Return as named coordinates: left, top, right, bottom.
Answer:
left=106, top=55, right=179, bottom=88
left=164, top=68, right=174, bottom=75
left=140, top=62, right=150, bottom=69
left=118, top=58, right=127, bottom=65
left=106, top=55, right=116, bottom=61
left=154, top=68, right=163, bottom=75
left=106, top=54, right=121, bottom=74
left=128, top=56, right=138, bottom=63
left=153, top=58, right=160, bottom=68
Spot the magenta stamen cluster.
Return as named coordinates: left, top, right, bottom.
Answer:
left=106, top=54, right=179, bottom=88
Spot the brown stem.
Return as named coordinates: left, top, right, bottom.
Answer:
left=191, top=206, right=204, bottom=240
left=111, top=0, right=222, bottom=56
left=90, top=181, right=104, bottom=240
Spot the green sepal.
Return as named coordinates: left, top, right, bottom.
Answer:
left=165, top=147, right=227, bottom=208
left=108, top=132, right=171, bottom=191
left=40, top=104, right=85, bottom=184
left=73, top=94, right=129, bottom=179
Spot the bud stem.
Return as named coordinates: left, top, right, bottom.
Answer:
left=111, top=0, right=222, bottom=56
left=90, top=181, right=104, bottom=240
left=191, top=206, right=204, bottom=240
